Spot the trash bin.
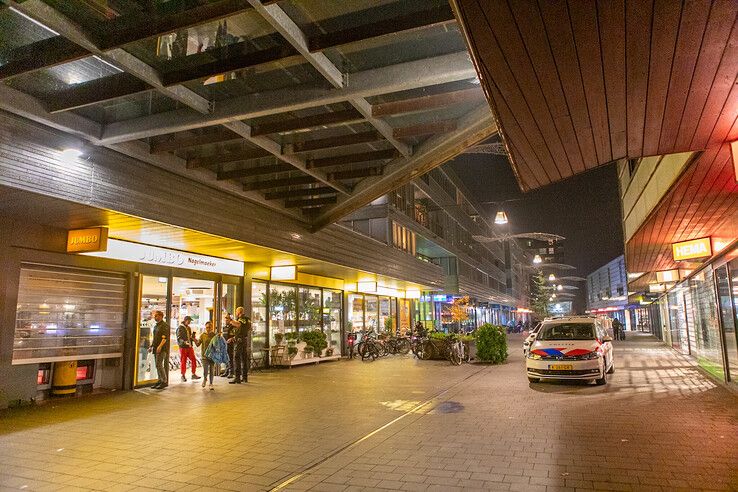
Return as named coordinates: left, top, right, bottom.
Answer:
left=51, top=361, right=77, bottom=397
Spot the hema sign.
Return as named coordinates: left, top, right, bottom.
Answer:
left=82, top=239, right=244, bottom=276
left=672, top=237, right=712, bottom=262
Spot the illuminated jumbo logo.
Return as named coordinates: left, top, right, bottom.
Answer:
left=672, top=237, right=712, bottom=261
left=139, top=248, right=185, bottom=266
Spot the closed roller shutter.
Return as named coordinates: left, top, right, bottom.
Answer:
left=13, top=264, right=127, bottom=364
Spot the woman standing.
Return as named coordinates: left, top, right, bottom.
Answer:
left=194, top=321, right=216, bottom=390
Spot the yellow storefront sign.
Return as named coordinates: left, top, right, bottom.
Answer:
left=67, top=227, right=109, bottom=253
left=672, top=237, right=712, bottom=262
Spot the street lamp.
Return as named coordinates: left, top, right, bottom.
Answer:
left=557, top=284, right=563, bottom=291
left=548, top=273, right=556, bottom=282
left=533, top=254, right=542, bottom=264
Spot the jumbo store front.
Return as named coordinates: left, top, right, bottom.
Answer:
left=9, top=231, right=244, bottom=398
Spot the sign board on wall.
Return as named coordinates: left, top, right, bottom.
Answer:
left=82, top=239, right=244, bottom=276
left=67, top=227, right=109, bottom=253
left=672, top=237, right=712, bottom=262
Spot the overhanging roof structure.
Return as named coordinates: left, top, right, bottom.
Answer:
left=0, top=0, right=497, bottom=228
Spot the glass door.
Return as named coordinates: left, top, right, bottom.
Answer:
left=136, top=275, right=168, bottom=385
left=170, top=277, right=215, bottom=383
left=720, top=263, right=738, bottom=382
left=323, top=290, right=342, bottom=355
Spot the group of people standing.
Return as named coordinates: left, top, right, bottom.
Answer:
left=149, top=306, right=252, bottom=390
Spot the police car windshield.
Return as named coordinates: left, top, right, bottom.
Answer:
left=538, top=323, right=595, bottom=340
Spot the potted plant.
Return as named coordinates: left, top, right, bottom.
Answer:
left=325, top=347, right=334, bottom=356
left=384, top=316, right=395, bottom=335
left=300, top=329, right=328, bottom=358
left=287, top=346, right=298, bottom=360
left=274, top=332, right=284, bottom=345
left=303, top=345, right=314, bottom=358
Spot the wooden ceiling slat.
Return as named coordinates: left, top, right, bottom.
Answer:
left=506, top=139, right=541, bottom=191
left=217, top=163, right=293, bottom=180
left=568, top=0, right=612, bottom=164
left=288, top=131, right=381, bottom=153
left=284, top=196, right=337, bottom=209
left=642, top=0, right=682, bottom=157
left=658, top=0, right=712, bottom=154
left=508, top=0, right=585, bottom=174
left=694, top=62, right=738, bottom=149
left=328, top=167, right=382, bottom=180
left=371, top=88, right=484, bottom=117
left=392, top=120, right=457, bottom=139
left=624, top=0, right=654, bottom=157
left=538, top=0, right=598, bottom=170
left=487, top=81, right=546, bottom=188
left=675, top=1, right=737, bottom=149
left=242, top=176, right=318, bottom=191
left=597, top=0, right=627, bottom=160
left=486, top=0, right=572, bottom=178
left=263, top=186, right=335, bottom=200
left=186, top=148, right=271, bottom=169
left=462, top=0, right=560, bottom=182
left=306, top=149, right=398, bottom=169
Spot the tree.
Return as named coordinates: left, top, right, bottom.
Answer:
left=530, top=272, right=550, bottom=319
left=450, top=296, right=471, bottom=332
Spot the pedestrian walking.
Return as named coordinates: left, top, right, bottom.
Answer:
left=227, top=306, right=252, bottom=384
left=176, top=316, right=201, bottom=382
left=194, top=321, right=216, bottom=390
left=150, top=310, right=169, bottom=389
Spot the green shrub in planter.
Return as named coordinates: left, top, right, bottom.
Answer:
left=475, top=323, right=508, bottom=363
left=300, top=330, right=327, bottom=356
left=428, top=332, right=447, bottom=340
left=287, top=346, right=298, bottom=359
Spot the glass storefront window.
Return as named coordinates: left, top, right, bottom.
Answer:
left=269, top=284, right=297, bottom=340
left=667, top=288, right=689, bottom=354
left=379, top=296, right=392, bottom=334
left=251, top=282, right=267, bottom=352
left=137, top=275, right=167, bottom=384
left=689, top=266, right=725, bottom=380
left=348, top=294, right=364, bottom=332
left=398, top=299, right=411, bottom=335
left=220, top=283, right=238, bottom=330
left=365, top=295, right=379, bottom=333
left=323, top=290, right=342, bottom=355
left=298, top=287, right=322, bottom=334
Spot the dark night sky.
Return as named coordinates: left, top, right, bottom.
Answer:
left=446, top=150, right=625, bottom=312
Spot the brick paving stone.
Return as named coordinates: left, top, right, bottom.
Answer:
left=1, top=333, right=737, bottom=491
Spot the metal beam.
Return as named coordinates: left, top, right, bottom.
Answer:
left=0, top=35, right=89, bottom=80
left=328, top=167, right=383, bottom=181
left=217, top=163, right=293, bottom=180
left=186, top=148, right=271, bottom=169
left=312, top=105, right=497, bottom=229
left=248, top=0, right=413, bottom=157
left=223, top=120, right=349, bottom=194
left=100, top=51, right=476, bottom=144
left=307, top=3, right=456, bottom=52
left=243, top=175, right=318, bottom=191
left=306, top=149, right=398, bottom=169
left=284, top=195, right=337, bottom=209
left=251, top=109, right=363, bottom=136
left=264, top=186, right=335, bottom=200
left=285, top=131, right=382, bottom=154
left=45, top=72, right=151, bottom=113
left=372, top=87, right=485, bottom=117
left=151, top=129, right=243, bottom=154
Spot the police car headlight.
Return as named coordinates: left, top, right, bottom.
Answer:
left=527, top=353, right=542, bottom=360
left=579, top=351, right=602, bottom=360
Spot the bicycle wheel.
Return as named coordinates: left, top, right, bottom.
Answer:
left=411, top=340, right=422, bottom=358
left=396, top=338, right=411, bottom=355
left=357, top=342, right=369, bottom=360
left=449, top=344, right=462, bottom=366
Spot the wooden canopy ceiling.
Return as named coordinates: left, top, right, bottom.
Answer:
left=453, top=0, right=738, bottom=191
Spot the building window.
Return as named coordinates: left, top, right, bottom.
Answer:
left=392, top=221, right=416, bottom=255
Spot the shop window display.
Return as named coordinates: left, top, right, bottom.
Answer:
left=137, top=275, right=167, bottom=384
left=716, top=264, right=737, bottom=382
left=251, top=282, right=267, bottom=352
left=323, top=290, right=342, bottom=355
left=378, top=296, right=393, bottom=334
left=667, top=288, right=689, bottom=354
left=348, top=294, right=364, bottom=333
left=298, top=287, right=322, bottom=334
left=269, top=284, right=297, bottom=341
left=365, top=295, right=379, bottom=332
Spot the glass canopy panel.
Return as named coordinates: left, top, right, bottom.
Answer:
left=0, top=8, right=57, bottom=57
left=71, top=90, right=181, bottom=124
left=5, top=56, right=122, bottom=100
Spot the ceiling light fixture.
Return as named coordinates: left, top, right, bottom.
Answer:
left=494, top=210, right=508, bottom=225
left=59, top=148, right=84, bottom=164
left=533, top=254, right=542, bottom=264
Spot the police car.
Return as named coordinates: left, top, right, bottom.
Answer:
left=526, top=316, right=614, bottom=385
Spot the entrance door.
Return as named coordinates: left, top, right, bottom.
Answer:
left=170, top=278, right=215, bottom=382
left=719, top=263, right=738, bottom=382
left=135, top=275, right=168, bottom=385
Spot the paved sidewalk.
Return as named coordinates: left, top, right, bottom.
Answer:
left=1, top=333, right=737, bottom=491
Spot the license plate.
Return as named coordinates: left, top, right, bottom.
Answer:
left=549, top=364, right=573, bottom=370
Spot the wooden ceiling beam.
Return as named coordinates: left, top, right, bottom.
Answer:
left=251, top=109, right=364, bottom=136
left=94, top=0, right=253, bottom=50
left=0, top=36, right=89, bottom=81
left=151, top=130, right=243, bottom=154
left=306, top=149, right=399, bottom=169
left=284, top=195, right=338, bottom=209
left=217, top=163, right=293, bottom=180
left=160, top=36, right=299, bottom=86
left=372, top=88, right=485, bottom=117
left=286, top=131, right=382, bottom=153
left=243, top=175, right=318, bottom=191
left=186, top=148, right=272, bottom=169
left=264, top=186, right=335, bottom=200
left=307, top=3, right=455, bottom=52
left=328, top=167, right=383, bottom=180
left=393, top=120, right=457, bottom=139
left=45, top=72, right=151, bottom=113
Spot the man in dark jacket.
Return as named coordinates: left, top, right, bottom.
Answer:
left=176, top=316, right=200, bottom=382
left=228, top=306, right=252, bottom=384
left=223, top=319, right=235, bottom=378
left=151, top=311, right=170, bottom=389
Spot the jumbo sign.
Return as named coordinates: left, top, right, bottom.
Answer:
left=66, top=227, right=109, bottom=253
left=672, top=237, right=712, bottom=262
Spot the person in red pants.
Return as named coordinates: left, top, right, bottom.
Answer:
left=176, top=316, right=200, bottom=382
